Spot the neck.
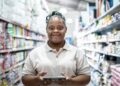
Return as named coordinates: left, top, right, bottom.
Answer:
left=48, top=40, right=65, bottom=51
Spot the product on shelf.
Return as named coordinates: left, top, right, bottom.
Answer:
left=3, top=53, right=15, bottom=70
left=97, top=15, right=112, bottom=29
left=77, top=2, right=120, bottom=86
left=91, top=70, right=102, bottom=86
left=0, top=21, right=7, bottom=50
left=7, top=23, right=14, bottom=36
left=111, top=64, right=120, bottom=86
left=0, top=78, right=8, bottom=86
left=5, top=32, right=13, bottom=49
left=0, top=0, right=47, bottom=85
left=0, top=55, right=4, bottom=76
left=112, top=11, right=120, bottom=22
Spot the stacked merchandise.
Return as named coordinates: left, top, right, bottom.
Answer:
left=0, top=16, right=46, bottom=86
left=0, top=21, right=7, bottom=50
left=76, top=1, right=120, bottom=86
left=0, top=0, right=32, bottom=28
left=0, top=0, right=49, bottom=35
left=86, top=52, right=116, bottom=86
left=96, top=0, right=120, bottom=17
left=95, top=11, right=120, bottom=30
left=78, top=10, right=120, bottom=55
left=0, top=0, right=48, bottom=86
left=7, top=23, right=32, bottom=48
left=0, top=0, right=2, bottom=15
left=111, top=65, right=120, bottom=86
left=31, top=0, right=48, bottom=35
left=6, top=23, right=45, bottom=49
left=0, top=51, right=30, bottom=86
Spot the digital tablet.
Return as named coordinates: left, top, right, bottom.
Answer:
left=43, top=76, right=66, bottom=80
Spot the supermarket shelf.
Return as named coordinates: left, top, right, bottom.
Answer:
left=0, top=61, right=25, bottom=76
left=80, top=38, right=120, bottom=44
left=91, top=80, right=97, bottom=86
left=14, top=77, right=21, bottom=84
left=84, top=3, right=120, bottom=31
left=0, top=16, right=45, bottom=36
left=80, top=19, right=120, bottom=37
left=5, top=61, right=25, bottom=73
left=96, top=19, right=120, bottom=33
left=82, top=47, right=107, bottom=54
left=86, top=54, right=98, bottom=62
left=87, top=58, right=111, bottom=76
left=80, top=27, right=98, bottom=38
left=97, top=3, right=120, bottom=20
left=80, top=39, right=107, bottom=44
left=107, top=53, right=120, bottom=57
left=0, top=16, right=25, bottom=28
left=79, top=3, right=120, bottom=86
left=0, top=47, right=34, bottom=53
left=108, top=39, right=120, bottom=42
left=83, top=21, right=95, bottom=30
left=80, top=3, right=120, bottom=37
left=87, top=58, right=102, bottom=73
left=12, top=35, right=45, bottom=42
left=82, top=47, right=120, bottom=57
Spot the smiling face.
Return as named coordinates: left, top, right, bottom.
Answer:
left=46, top=16, right=67, bottom=44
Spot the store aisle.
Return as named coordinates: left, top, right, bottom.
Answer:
left=1, top=0, right=120, bottom=86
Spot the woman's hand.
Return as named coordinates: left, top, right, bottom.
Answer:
left=56, top=73, right=88, bottom=86
left=22, top=72, right=48, bottom=86
left=55, top=73, right=74, bottom=85
left=36, top=72, right=52, bottom=85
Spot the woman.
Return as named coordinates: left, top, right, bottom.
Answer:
left=22, top=11, right=91, bottom=86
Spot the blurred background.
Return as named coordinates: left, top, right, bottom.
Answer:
left=0, top=0, right=120, bottom=86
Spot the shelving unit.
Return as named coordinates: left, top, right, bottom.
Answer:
left=80, top=3, right=120, bottom=38
left=0, top=16, right=46, bottom=86
left=82, top=47, right=120, bottom=57
left=0, top=47, right=34, bottom=53
left=78, top=2, right=120, bottom=86
left=0, top=0, right=49, bottom=85
left=0, top=17, right=45, bottom=36
left=12, top=35, right=45, bottom=42
left=87, top=58, right=102, bottom=73
left=3, top=61, right=25, bottom=74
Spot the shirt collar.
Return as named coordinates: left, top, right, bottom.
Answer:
left=45, top=41, right=71, bottom=52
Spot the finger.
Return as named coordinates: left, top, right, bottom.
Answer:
left=61, top=73, right=69, bottom=80
left=38, top=72, right=47, bottom=76
left=66, top=76, right=69, bottom=80
left=61, top=73, right=67, bottom=78
left=39, top=76, right=43, bottom=80
left=37, top=72, right=47, bottom=80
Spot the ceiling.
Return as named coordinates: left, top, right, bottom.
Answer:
left=46, top=0, right=96, bottom=11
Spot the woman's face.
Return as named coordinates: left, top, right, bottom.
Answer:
left=46, top=16, right=67, bottom=44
